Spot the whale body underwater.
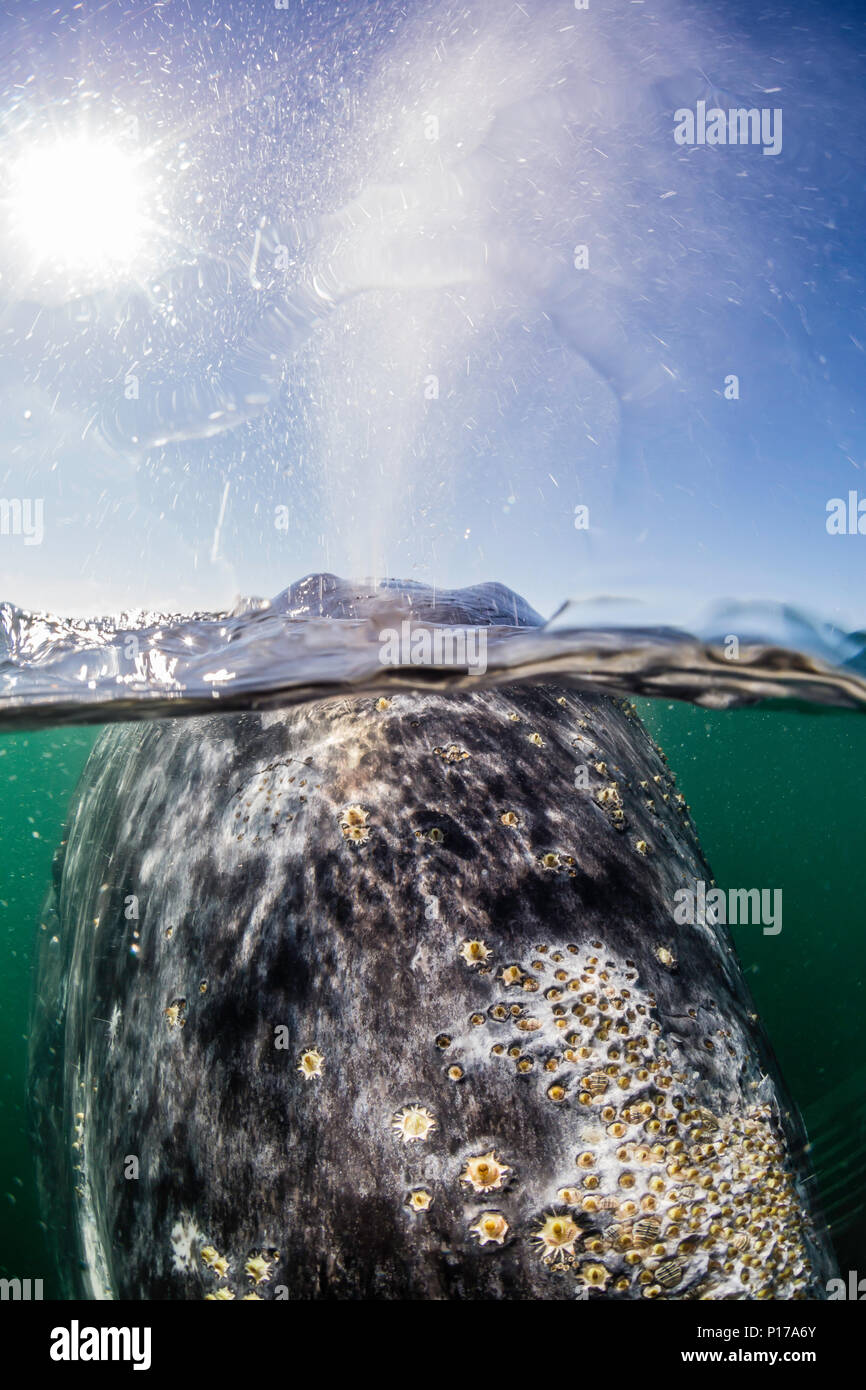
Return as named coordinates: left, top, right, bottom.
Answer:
left=29, top=576, right=836, bottom=1300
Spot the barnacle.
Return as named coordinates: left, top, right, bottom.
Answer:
left=655, top=1256, right=687, bottom=1289
left=533, top=1212, right=580, bottom=1261
left=406, top=1188, right=434, bottom=1213
left=204, top=1288, right=235, bottom=1300
left=528, top=732, right=544, bottom=747
left=540, top=852, right=561, bottom=871
left=556, top=1187, right=581, bottom=1206
left=596, top=784, right=622, bottom=808
left=460, top=939, right=492, bottom=968
left=500, top=811, right=520, bottom=827
left=578, top=1262, right=610, bottom=1290
left=635, top=840, right=650, bottom=855
left=298, top=1047, right=325, bottom=1082
left=435, top=744, right=470, bottom=763
left=338, top=804, right=370, bottom=845
left=654, top=945, right=677, bottom=970
left=201, top=1246, right=229, bottom=1276
left=470, top=1212, right=509, bottom=1246
left=392, top=1105, right=437, bottom=1144
left=164, top=999, right=186, bottom=1029
left=460, top=1151, right=511, bottom=1193
left=244, top=1253, right=273, bottom=1286
left=632, top=1217, right=661, bottom=1249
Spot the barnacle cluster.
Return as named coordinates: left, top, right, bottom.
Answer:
left=595, top=777, right=626, bottom=831
left=164, top=998, right=187, bottom=1030
left=201, top=1245, right=230, bottom=1280
left=198, top=1244, right=278, bottom=1299
left=433, top=744, right=470, bottom=763
left=536, top=1091, right=817, bottom=1298
left=440, top=932, right=820, bottom=1298
left=585, top=735, right=687, bottom=838
left=245, top=1253, right=274, bottom=1286
left=339, top=804, right=370, bottom=845
left=596, top=784, right=622, bottom=809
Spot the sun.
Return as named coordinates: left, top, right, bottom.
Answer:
left=7, top=133, right=151, bottom=285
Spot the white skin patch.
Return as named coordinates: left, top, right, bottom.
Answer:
left=170, top=1213, right=205, bottom=1274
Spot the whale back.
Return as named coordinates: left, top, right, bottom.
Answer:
left=29, top=580, right=835, bottom=1298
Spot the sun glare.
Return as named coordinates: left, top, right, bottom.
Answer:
left=8, top=135, right=148, bottom=280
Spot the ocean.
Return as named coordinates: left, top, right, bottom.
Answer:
left=0, top=643, right=863, bottom=1296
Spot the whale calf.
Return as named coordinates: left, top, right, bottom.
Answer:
left=29, top=576, right=835, bottom=1299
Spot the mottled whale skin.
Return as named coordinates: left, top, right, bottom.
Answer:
left=30, top=577, right=835, bottom=1300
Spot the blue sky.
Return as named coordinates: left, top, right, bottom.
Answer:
left=0, top=0, right=864, bottom=631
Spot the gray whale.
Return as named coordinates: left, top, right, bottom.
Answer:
left=29, top=576, right=835, bottom=1299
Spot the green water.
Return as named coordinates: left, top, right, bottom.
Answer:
left=0, top=728, right=96, bottom=1297
left=0, top=702, right=863, bottom=1294
left=637, top=699, right=866, bottom=1275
